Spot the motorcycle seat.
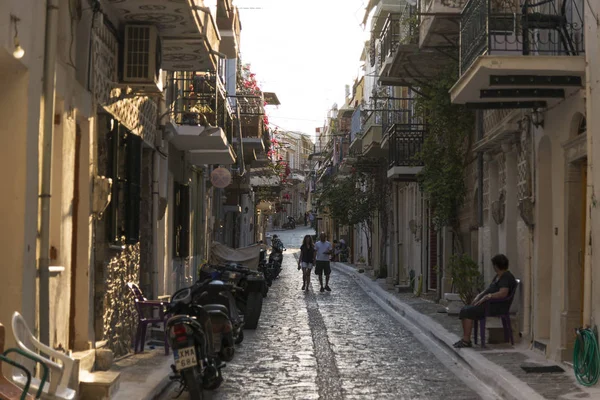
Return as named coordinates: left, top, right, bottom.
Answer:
left=203, top=304, right=229, bottom=315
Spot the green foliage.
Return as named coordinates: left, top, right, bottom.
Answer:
left=415, top=62, right=475, bottom=231
left=318, top=156, right=391, bottom=266
left=448, top=253, right=484, bottom=305
left=378, top=264, right=388, bottom=279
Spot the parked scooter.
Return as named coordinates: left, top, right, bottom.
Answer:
left=194, top=280, right=244, bottom=361
left=165, top=281, right=225, bottom=398
left=200, top=263, right=266, bottom=330
left=282, top=216, right=296, bottom=229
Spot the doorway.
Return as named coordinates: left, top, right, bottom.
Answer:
left=563, top=158, right=587, bottom=359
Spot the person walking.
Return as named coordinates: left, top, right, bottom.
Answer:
left=308, top=211, right=315, bottom=230
left=314, top=232, right=333, bottom=292
left=298, top=235, right=315, bottom=291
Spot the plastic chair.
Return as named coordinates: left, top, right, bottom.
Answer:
left=474, top=279, right=520, bottom=347
left=0, top=323, right=36, bottom=400
left=126, top=283, right=169, bottom=355
left=10, top=312, right=75, bottom=400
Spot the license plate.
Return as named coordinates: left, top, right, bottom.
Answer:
left=174, top=346, right=197, bottom=371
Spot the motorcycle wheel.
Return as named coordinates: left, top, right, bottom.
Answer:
left=235, top=329, right=244, bottom=344
left=220, top=346, right=235, bottom=362
left=243, top=292, right=263, bottom=329
left=183, top=368, right=203, bottom=400
left=202, top=364, right=223, bottom=390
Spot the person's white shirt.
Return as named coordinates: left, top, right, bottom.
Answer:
left=314, top=240, right=332, bottom=262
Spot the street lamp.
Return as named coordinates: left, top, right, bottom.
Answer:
left=531, top=108, right=545, bottom=129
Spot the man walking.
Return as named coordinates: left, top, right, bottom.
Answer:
left=314, top=232, right=333, bottom=292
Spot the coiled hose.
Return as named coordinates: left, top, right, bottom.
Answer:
left=573, top=328, right=600, bottom=386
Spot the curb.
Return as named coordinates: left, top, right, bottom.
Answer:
left=333, top=262, right=544, bottom=400
left=146, top=375, right=172, bottom=400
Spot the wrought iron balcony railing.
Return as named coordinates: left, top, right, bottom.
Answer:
left=388, top=122, right=426, bottom=168
left=380, top=14, right=402, bottom=63
left=350, top=106, right=362, bottom=142
left=460, top=0, right=585, bottom=74
left=378, top=6, right=418, bottom=69
left=231, top=94, right=265, bottom=116
left=168, top=72, right=230, bottom=126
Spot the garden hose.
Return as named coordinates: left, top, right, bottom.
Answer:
left=573, top=328, right=600, bottom=386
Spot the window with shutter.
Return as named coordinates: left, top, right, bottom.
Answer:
left=126, top=133, right=142, bottom=244
left=173, top=183, right=190, bottom=258
left=106, top=120, right=142, bottom=246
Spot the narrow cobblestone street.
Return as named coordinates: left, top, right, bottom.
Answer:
left=159, top=227, right=490, bottom=400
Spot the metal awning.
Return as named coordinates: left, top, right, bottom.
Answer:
left=263, top=92, right=281, bottom=106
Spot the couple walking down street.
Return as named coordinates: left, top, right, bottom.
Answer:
left=298, top=232, right=333, bottom=292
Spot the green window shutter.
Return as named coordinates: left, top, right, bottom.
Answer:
left=125, top=133, right=142, bottom=244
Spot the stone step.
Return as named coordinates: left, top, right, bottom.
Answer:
left=72, top=349, right=95, bottom=373
left=79, top=371, right=121, bottom=400
left=70, top=349, right=95, bottom=388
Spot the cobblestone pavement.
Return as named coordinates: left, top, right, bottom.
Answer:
left=158, top=227, right=483, bottom=400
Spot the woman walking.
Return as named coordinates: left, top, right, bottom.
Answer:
left=298, top=235, right=315, bottom=291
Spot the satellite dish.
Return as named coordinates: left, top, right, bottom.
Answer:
left=210, top=167, right=232, bottom=188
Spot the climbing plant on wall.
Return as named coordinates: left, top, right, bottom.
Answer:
left=415, top=62, right=475, bottom=235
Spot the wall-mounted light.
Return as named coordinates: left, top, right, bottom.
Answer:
left=531, top=108, right=545, bottom=129
left=10, top=15, right=24, bottom=59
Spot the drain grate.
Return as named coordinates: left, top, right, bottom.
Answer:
left=521, top=365, right=565, bottom=373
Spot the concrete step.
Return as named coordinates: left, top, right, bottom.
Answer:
left=79, top=371, right=121, bottom=400
left=70, top=349, right=95, bottom=388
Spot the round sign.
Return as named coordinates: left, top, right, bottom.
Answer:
left=210, top=167, right=232, bottom=188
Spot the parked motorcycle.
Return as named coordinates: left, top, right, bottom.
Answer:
left=200, top=263, right=266, bottom=330
left=165, top=281, right=225, bottom=399
left=282, top=216, right=296, bottom=229
left=268, top=246, right=285, bottom=279
left=194, top=280, right=244, bottom=361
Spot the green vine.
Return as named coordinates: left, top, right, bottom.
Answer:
left=415, top=62, right=475, bottom=233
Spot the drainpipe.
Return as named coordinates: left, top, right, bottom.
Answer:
left=152, top=149, right=160, bottom=298
left=39, top=0, right=59, bottom=346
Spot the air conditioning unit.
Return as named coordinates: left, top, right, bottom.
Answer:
left=120, top=24, right=163, bottom=93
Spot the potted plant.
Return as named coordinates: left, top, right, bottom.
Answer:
left=447, top=253, right=484, bottom=307
left=356, top=256, right=366, bottom=270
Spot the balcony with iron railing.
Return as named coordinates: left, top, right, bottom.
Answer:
left=419, top=0, right=466, bottom=48
left=387, top=121, right=426, bottom=180
left=168, top=72, right=232, bottom=136
left=361, top=109, right=384, bottom=157
left=378, top=4, right=450, bottom=86
left=451, top=0, right=585, bottom=108
left=164, top=72, right=236, bottom=165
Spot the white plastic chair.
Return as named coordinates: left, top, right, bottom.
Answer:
left=11, top=312, right=77, bottom=400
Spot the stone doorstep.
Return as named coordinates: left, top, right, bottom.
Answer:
left=69, top=349, right=96, bottom=389
left=79, top=370, right=121, bottom=400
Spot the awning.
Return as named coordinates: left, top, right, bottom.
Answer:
left=250, top=175, right=281, bottom=187
left=263, top=92, right=281, bottom=106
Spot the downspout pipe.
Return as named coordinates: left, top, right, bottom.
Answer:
left=39, top=0, right=60, bottom=346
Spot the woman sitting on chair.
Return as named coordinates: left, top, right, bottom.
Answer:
left=453, top=254, right=517, bottom=348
